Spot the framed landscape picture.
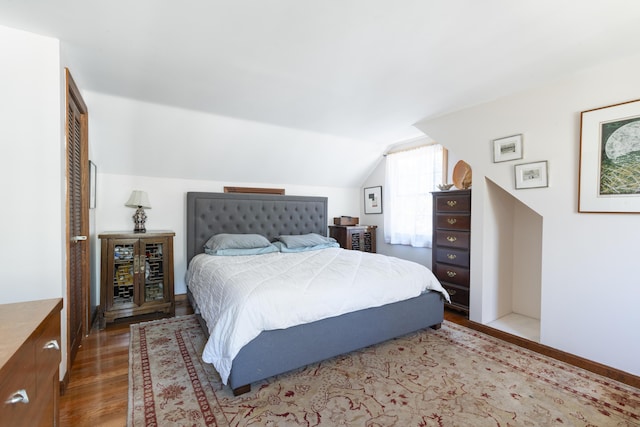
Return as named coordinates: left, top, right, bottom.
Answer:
left=579, top=99, right=640, bottom=213
left=493, top=134, right=523, bottom=162
left=514, top=161, right=548, bottom=189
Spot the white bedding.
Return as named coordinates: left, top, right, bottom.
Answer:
left=186, top=247, right=449, bottom=384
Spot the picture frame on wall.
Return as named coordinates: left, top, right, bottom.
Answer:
left=364, top=186, right=382, bottom=214
left=579, top=98, right=640, bottom=213
left=493, top=134, right=523, bottom=163
left=514, top=161, right=548, bottom=189
left=89, top=160, right=97, bottom=209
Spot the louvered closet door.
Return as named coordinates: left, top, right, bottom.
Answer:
left=66, top=69, right=89, bottom=370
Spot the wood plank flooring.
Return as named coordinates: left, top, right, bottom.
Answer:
left=59, top=298, right=193, bottom=426
left=59, top=301, right=638, bottom=426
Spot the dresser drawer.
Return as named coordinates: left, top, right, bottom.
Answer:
left=435, top=248, right=470, bottom=268
left=434, top=230, right=469, bottom=250
left=434, top=262, right=470, bottom=287
left=0, top=299, right=62, bottom=427
left=442, top=283, right=470, bottom=309
left=35, top=310, right=61, bottom=387
left=435, top=193, right=471, bottom=213
left=0, top=342, right=37, bottom=426
left=435, top=214, right=470, bottom=231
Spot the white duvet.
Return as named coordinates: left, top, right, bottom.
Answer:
left=186, top=247, right=449, bottom=384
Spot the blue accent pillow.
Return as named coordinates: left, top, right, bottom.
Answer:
left=273, top=241, right=339, bottom=253
left=277, top=233, right=337, bottom=249
left=206, top=244, right=280, bottom=256
left=204, top=233, right=271, bottom=252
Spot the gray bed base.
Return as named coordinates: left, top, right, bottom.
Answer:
left=186, top=191, right=445, bottom=395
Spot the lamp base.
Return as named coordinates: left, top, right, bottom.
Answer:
left=132, top=207, right=147, bottom=233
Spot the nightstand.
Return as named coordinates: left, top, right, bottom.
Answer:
left=98, top=230, right=175, bottom=327
left=329, top=225, right=377, bottom=253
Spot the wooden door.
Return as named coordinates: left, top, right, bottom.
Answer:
left=65, top=69, right=89, bottom=372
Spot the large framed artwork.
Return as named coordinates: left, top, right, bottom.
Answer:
left=579, top=99, right=640, bottom=213
left=364, top=186, right=382, bottom=214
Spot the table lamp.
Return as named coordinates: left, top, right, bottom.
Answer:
left=125, top=190, right=151, bottom=233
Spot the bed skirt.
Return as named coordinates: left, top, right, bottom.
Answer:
left=190, top=289, right=444, bottom=394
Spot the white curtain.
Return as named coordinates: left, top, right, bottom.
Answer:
left=384, top=144, right=443, bottom=248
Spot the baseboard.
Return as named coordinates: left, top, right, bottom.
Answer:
left=60, top=370, right=69, bottom=396
left=175, top=293, right=188, bottom=305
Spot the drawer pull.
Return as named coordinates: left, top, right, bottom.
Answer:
left=446, top=200, right=457, bottom=207
left=446, top=236, right=457, bottom=242
left=447, top=271, right=457, bottom=278
left=447, top=253, right=457, bottom=260
left=5, top=389, right=29, bottom=405
left=44, top=339, right=60, bottom=351
left=447, top=289, right=457, bottom=296
left=447, top=218, right=457, bottom=225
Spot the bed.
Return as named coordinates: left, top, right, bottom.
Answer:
left=186, top=191, right=448, bottom=395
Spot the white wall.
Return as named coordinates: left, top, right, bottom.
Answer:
left=512, top=199, right=542, bottom=319
left=416, top=52, right=640, bottom=376
left=0, top=25, right=67, bottom=376
left=0, top=26, right=63, bottom=302
left=83, top=91, right=383, bottom=189
left=93, top=173, right=359, bottom=296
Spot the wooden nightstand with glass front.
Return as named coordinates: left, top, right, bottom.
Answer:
left=98, top=230, right=175, bottom=327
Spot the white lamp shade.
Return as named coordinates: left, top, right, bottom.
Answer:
left=125, top=190, right=151, bottom=209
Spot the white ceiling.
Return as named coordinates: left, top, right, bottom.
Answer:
left=2, top=1, right=640, bottom=186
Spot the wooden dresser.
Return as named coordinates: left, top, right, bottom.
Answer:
left=329, top=225, right=377, bottom=253
left=432, top=189, right=471, bottom=312
left=99, top=231, right=175, bottom=327
left=0, top=298, right=63, bottom=427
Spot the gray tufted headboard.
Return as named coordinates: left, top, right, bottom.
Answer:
left=186, top=192, right=329, bottom=263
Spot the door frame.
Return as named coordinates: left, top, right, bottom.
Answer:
left=64, top=68, right=90, bottom=381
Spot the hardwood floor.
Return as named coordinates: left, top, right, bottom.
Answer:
left=59, top=298, right=193, bottom=426
left=60, top=301, right=638, bottom=426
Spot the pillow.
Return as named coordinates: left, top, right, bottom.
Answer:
left=273, top=241, right=339, bottom=253
left=276, top=233, right=338, bottom=249
left=205, top=244, right=279, bottom=256
left=204, top=233, right=271, bottom=252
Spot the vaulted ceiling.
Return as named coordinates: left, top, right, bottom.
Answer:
left=2, top=1, right=639, bottom=187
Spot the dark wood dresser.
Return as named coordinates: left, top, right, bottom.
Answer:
left=99, top=231, right=175, bottom=327
left=0, top=298, right=63, bottom=427
left=432, top=189, right=471, bottom=312
left=329, top=225, right=377, bottom=253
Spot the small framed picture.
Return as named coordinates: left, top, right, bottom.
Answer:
left=514, top=161, right=548, bottom=189
left=364, top=186, right=382, bottom=214
left=493, top=134, right=523, bottom=163
left=89, top=160, right=97, bottom=209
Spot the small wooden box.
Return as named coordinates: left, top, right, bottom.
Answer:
left=333, top=216, right=359, bottom=226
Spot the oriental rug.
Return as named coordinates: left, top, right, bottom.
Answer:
left=128, top=315, right=639, bottom=426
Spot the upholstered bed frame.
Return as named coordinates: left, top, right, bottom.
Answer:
left=186, top=191, right=444, bottom=395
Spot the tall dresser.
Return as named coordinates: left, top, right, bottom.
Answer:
left=432, top=189, right=471, bottom=312
left=0, top=298, right=63, bottom=427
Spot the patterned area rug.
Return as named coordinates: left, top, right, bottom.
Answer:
left=128, top=315, right=639, bottom=426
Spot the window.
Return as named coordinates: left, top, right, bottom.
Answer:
left=383, top=144, right=445, bottom=248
